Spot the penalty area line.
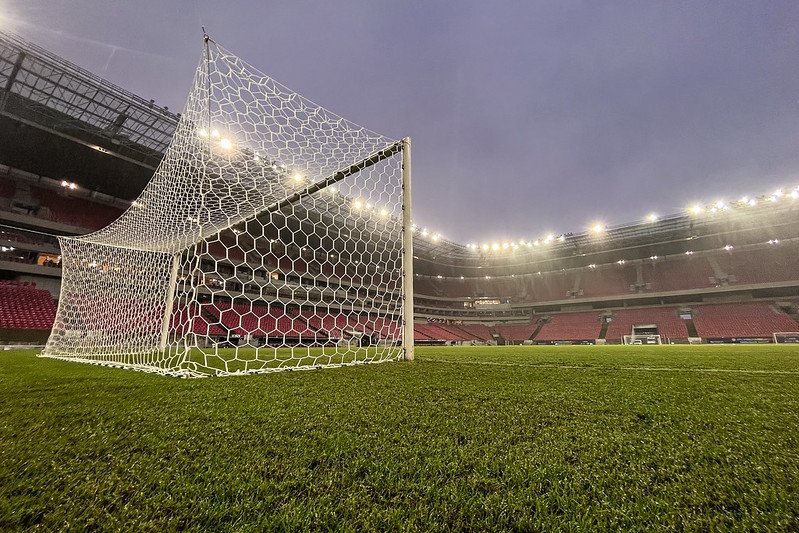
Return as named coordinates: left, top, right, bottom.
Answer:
left=432, top=360, right=799, bottom=375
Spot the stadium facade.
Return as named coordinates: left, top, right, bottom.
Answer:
left=1, top=31, right=798, bottom=347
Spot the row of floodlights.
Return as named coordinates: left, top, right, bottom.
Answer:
left=421, top=239, right=784, bottom=281
left=459, top=186, right=799, bottom=253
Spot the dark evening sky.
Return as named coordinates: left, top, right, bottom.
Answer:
left=5, top=1, right=799, bottom=245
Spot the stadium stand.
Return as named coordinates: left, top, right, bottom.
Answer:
left=604, top=307, right=688, bottom=342
left=580, top=265, right=637, bottom=298
left=0, top=281, right=57, bottom=329
left=494, top=320, right=539, bottom=342
left=535, top=311, right=602, bottom=341
left=692, top=302, right=798, bottom=338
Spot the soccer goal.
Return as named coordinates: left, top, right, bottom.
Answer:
left=622, top=334, right=662, bottom=345
left=773, top=332, right=799, bottom=344
left=40, top=35, right=414, bottom=376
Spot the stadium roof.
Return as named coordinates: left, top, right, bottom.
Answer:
left=0, top=30, right=179, bottom=170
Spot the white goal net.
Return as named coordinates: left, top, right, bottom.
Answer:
left=622, top=334, right=662, bottom=345
left=41, top=36, right=413, bottom=376
left=773, top=332, right=799, bottom=344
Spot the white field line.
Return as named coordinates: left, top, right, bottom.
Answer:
left=433, top=360, right=799, bottom=375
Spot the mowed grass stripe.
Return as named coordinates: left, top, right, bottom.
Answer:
left=433, top=359, right=799, bottom=374
left=1, top=345, right=798, bottom=531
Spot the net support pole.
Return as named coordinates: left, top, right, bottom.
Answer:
left=159, top=253, right=180, bottom=353
left=401, top=137, right=414, bottom=361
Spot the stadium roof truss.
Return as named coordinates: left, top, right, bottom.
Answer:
left=0, top=31, right=179, bottom=169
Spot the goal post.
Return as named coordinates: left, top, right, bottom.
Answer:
left=41, top=37, right=413, bottom=376
left=622, top=334, right=662, bottom=345
left=773, top=332, right=799, bottom=344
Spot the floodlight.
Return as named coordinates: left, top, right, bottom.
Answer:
left=592, top=224, right=603, bottom=233
left=353, top=200, right=363, bottom=209
left=211, top=129, right=220, bottom=138
left=220, top=138, right=232, bottom=149
left=379, top=208, right=388, bottom=216
left=482, top=244, right=489, bottom=250
left=774, top=188, right=784, bottom=197
left=293, top=173, right=303, bottom=182
left=492, top=243, right=499, bottom=250
left=690, top=205, right=703, bottom=214
left=647, top=214, right=658, bottom=222
left=724, top=245, right=734, bottom=251
left=432, top=234, right=440, bottom=241
left=421, top=229, right=428, bottom=237
left=685, top=250, right=694, bottom=255
left=198, top=129, right=208, bottom=137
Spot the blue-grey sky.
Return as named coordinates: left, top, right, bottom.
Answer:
left=5, top=1, right=799, bottom=245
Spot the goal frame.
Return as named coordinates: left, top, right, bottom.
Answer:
left=39, top=36, right=414, bottom=375
left=622, top=334, right=662, bottom=345
left=773, top=332, right=799, bottom=344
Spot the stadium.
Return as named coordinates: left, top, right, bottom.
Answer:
left=1, top=22, right=798, bottom=531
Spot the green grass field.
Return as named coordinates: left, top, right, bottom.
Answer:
left=1, top=345, right=798, bottom=531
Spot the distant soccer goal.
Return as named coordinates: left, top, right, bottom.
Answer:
left=40, top=35, right=414, bottom=376
left=622, top=334, right=662, bottom=345
left=773, top=332, right=799, bottom=344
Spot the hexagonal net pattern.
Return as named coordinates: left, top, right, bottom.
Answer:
left=41, top=38, right=410, bottom=376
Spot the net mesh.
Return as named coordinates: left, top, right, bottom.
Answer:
left=41, top=39, right=408, bottom=376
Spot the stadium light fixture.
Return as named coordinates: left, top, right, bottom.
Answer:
left=211, top=129, right=220, bottom=138
left=492, top=243, right=499, bottom=250
left=353, top=200, right=363, bottom=209
left=558, top=235, right=565, bottom=242
left=685, top=250, right=694, bottom=255
left=774, top=188, right=784, bottom=197
left=647, top=214, right=658, bottom=222
left=482, top=244, right=489, bottom=251
left=198, top=129, right=208, bottom=138
left=502, top=243, right=509, bottom=249
left=768, top=239, right=780, bottom=245
left=617, top=259, right=625, bottom=265
left=365, top=202, right=373, bottom=210
left=220, top=138, right=232, bottom=150
left=421, top=229, right=429, bottom=237
left=432, top=234, right=440, bottom=241
left=724, top=245, right=734, bottom=251
left=379, top=208, right=388, bottom=217
left=791, top=190, right=799, bottom=200
left=591, top=224, right=603, bottom=233
left=690, top=205, right=703, bottom=214
left=293, top=173, right=303, bottom=182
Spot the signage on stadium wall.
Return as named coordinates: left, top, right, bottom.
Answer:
left=533, top=339, right=596, bottom=346
left=706, top=337, right=772, bottom=344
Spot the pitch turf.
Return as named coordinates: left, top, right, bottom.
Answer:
left=1, top=346, right=798, bottom=531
